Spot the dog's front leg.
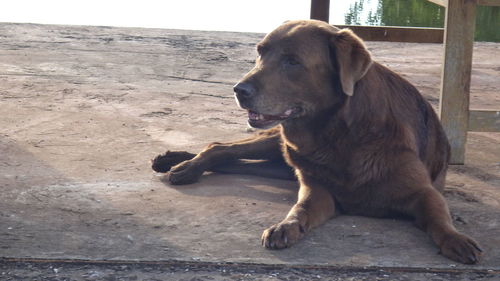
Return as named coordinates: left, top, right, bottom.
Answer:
left=262, top=177, right=336, bottom=249
left=168, top=129, right=283, bottom=184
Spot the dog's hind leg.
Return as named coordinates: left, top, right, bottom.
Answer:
left=393, top=153, right=482, bottom=264
left=410, top=187, right=483, bottom=264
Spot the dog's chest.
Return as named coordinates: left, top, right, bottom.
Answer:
left=283, top=143, right=392, bottom=216
left=283, top=143, right=349, bottom=185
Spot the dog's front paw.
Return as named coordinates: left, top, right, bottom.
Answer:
left=151, top=151, right=195, bottom=173
left=261, top=219, right=306, bottom=249
left=168, top=160, right=204, bottom=185
left=440, top=232, right=483, bottom=264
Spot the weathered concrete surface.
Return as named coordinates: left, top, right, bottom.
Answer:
left=0, top=23, right=499, bottom=278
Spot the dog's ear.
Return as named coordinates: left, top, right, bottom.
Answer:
left=330, top=29, right=372, bottom=96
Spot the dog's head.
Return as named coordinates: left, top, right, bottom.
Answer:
left=234, top=20, right=372, bottom=129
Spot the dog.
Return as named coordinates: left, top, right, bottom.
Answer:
left=152, top=20, right=482, bottom=264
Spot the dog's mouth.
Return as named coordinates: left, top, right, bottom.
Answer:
left=247, top=108, right=300, bottom=129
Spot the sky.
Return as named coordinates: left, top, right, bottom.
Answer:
left=0, top=0, right=361, bottom=33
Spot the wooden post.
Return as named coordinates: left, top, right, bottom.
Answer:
left=311, top=0, right=330, bottom=22
left=439, top=0, right=477, bottom=164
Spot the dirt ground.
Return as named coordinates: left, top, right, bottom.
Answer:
left=0, top=23, right=499, bottom=280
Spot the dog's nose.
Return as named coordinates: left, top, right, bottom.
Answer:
left=233, top=82, right=256, bottom=99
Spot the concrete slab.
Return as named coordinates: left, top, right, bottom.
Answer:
left=0, top=23, right=499, bottom=278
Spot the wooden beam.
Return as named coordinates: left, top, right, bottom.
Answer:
left=335, top=25, right=444, bottom=43
left=478, top=0, right=500, bottom=6
left=427, top=0, right=500, bottom=7
left=468, top=110, right=500, bottom=132
left=439, top=0, right=477, bottom=164
left=311, top=0, right=330, bottom=22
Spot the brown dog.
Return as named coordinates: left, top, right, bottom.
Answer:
left=152, top=20, right=482, bottom=264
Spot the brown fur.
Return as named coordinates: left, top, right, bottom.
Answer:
left=152, top=20, right=482, bottom=264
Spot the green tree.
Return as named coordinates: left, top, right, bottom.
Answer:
left=342, top=0, right=499, bottom=42
left=345, top=0, right=366, bottom=25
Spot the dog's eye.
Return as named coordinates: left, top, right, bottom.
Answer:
left=283, top=56, right=301, bottom=67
